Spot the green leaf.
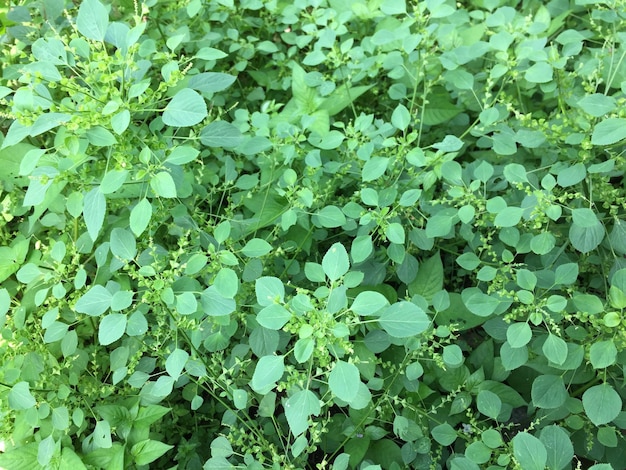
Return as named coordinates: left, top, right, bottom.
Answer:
left=507, top=322, right=532, bottom=348
left=100, top=169, right=128, bottom=194
left=200, top=286, right=236, bottom=316
left=130, top=198, right=152, bottom=237
left=512, top=432, right=547, bottom=470
left=200, top=121, right=243, bottom=148
left=494, top=206, right=523, bottom=227
left=131, top=439, right=174, bottom=466
left=351, top=291, right=389, bottom=316
left=503, top=163, right=528, bottom=184
left=76, top=0, right=108, bottom=41
left=571, top=208, right=599, bottom=228
left=0, top=443, right=39, bottom=470
left=257, top=304, right=291, bottom=330
left=84, top=187, right=106, bottom=241
left=530, top=232, right=556, bottom=255
left=9, top=381, right=37, bottom=410
left=176, top=292, right=197, bottom=315
left=110, top=228, right=136, bottom=260
left=188, top=72, right=237, bottom=93
left=433, top=135, right=463, bottom=152
left=285, top=389, right=321, bottom=436
left=322, top=242, right=350, bottom=282
left=150, top=171, right=177, bottom=198
left=351, top=235, right=373, bottom=263
left=589, top=340, right=617, bottom=368
left=316, top=205, right=346, bottom=228
left=539, top=425, right=574, bottom=470
left=461, top=288, right=499, bottom=317
left=391, top=104, right=410, bottom=130
left=577, top=93, right=617, bottom=117
left=165, top=146, right=200, bottom=165
left=165, top=348, right=189, bottom=380
left=531, top=375, right=567, bottom=409
left=431, top=423, right=457, bottom=446
left=385, top=223, right=405, bottom=244
left=408, top=251, right=443, bottom=302
left=241, top=238, right=272, bottom=257
left=525, top=62, right=553, bottom=83
left=255, top=276, right=284, bottom=306
left=583, top=383, right=622, bottom=425
left=213, top=268, right=238, bottom=298
left=362, top=157, right=389, bottom=182
left=378, top=301, right=430, bottom=338
left=569, top=222, right=605, bottom=253
left=554, top=263, right=578, bottom=285
left=98, top=314, right=127, bottom=345
left=591, top=118, right=626, bottom=146
left=477, top=390, right=501, bottom=420
left=542, top=334, right=568, bottom=365
left=250, top=355, right=284, bottom=393
left=557, top=163, right=586, bottom=187
left=501, top=343, right=529, bottom=371
left=329, top=360, right=360, bottom=402
left=162, top=88, right=207, bottom=127
left=75, top=285, right=112, bottom=316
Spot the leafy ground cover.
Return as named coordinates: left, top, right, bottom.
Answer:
left=1, top=0, right=626, bottom=468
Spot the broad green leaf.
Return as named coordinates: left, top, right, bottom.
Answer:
left=131, top=439, right=174, bottom=466
left=506, top=322, right=532, bottom=348
left=77, top=0, right=108, bottom=41
left=503, top=163, right=528, bottom=184
left=362, top=157, right=389, bottom=182
left=477, top=390, right=501, bottom=420
left=176, top=292, right=197, bottom=315
left=554, top=263, right=578, bottom=285
left=513, top=432, right=547, bottom=470
left=150, top=171, right=177, bottom=198
left=408, top=251, right=443, bottom=302
left=385, top=223, right=405, bottom=244
left=210, top=436, right=233, bottom=458
left=257, top=304, right=291, bottom=330
left=433, top=135, right=463, bottom=152
left=241, top=238, right=272, bottom=257
left=110, top=228, right=136, bottom=260
left=391, top=104, right=410, bottom=130
left=285, top=389, right=321, bottom=436
left=0, top=443, right=40, bottom=469
left=494, top=206, right=523, bottom=227
left=9, top=381, right=37, bottom=410
left=250, top=355, right=284, bottom=393
left=200, top=286, right=236, bottom=316
left=111, top=110, right=130, bottom=135
left=582, top=383, right=621, bottom=425
left=213, top=268, right=238, bottom=298
left=501, top=342, right=529, bottom=370
left=531, top=375, right=567, bottom=409
left=188, top=72, right=236, bottom=93
left=461, top=288, right=499, bottom=317
left=539, top=425, right=574, bottom=470
left=84, top=187, right=106, bottom=241
left=351, top=235, right=373, bottom=263
left=589, top=340, right=617, bottom=368
left=165, top=146, right=200, bottom=165
left=577, top=93, right=617, bottom=117
left=255, top=276, right=285, bottom=306
left=75, top=285, right=112, bottom=316
left=162, top=89, right=207, bottom=127
left=165, top=348, right=189, bottom=380
left=100, top=169, right=128, bottom=194
left=442, top=344, right=463, bottom=368
left=316, top=205, right=346, bottom=228
left=591, top=118, right=626, bottom=146
left=431, top=423, right=457, bottom=446
left=130, top=198, right=152, bottom=237
left=557, top=163, right=586, bottom=187
left=98, top=314, right=127, bottom=345
left=351, top=291, right=389, bottom=316
left=200, top=121, right=243, bottom=148
left=571, top=208, right=598, bottom=228
left=328, top=360, right=360, bottom=402
left=525, top=62, right=553, bottom=83
left=569, top=222, right=604, bottom=253
left=322, top=242, right=350, bottom=281
left=378, top=301, right=430, bottom=338
left=530, top=232, right=556, bottom=255
left=542, top=334, right=568, bottom=365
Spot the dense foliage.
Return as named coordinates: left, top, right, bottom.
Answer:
left=1, top=0, right=626, bottom=468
